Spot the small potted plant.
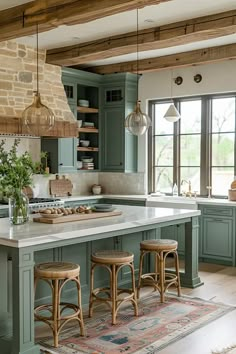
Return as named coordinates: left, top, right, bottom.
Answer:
left=0, top=139, right=37, bottom=225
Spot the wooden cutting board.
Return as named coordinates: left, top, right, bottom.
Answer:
left=33, top=210, right=122, bottom=224
left=49, top=175, right=73, bottom=197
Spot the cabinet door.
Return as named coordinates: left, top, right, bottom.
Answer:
left=58, top=138, right=77, bottom=173
left=102, top=106, right=124, bottom=171
left=103, top=87, right=124, bottom=106
left=201, top=216, right=233, bottom=261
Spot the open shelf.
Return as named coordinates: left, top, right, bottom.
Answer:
left=78, top=127, right=98, bottom=133
left=77, top=106, right=98, bottom=113
left=77, top=147, right=99, bottom=152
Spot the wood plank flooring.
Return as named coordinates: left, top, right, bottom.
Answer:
left=156, top=262, right=236, bottom=354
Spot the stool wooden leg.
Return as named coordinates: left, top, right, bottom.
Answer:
left=52, top=279, right=59, bottom=348
left=160, top=251, right=165, bottom=303
left=154, top=251, right=158, bottom=282
left=89, top=263, right=95, bottom=318
left=174, top=251, right=181, bottom=297
left=130, top=262, right=138, bottom=316
left=137, top=251, right=145, bottom=299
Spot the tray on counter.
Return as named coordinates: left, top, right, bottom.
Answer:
left=33, top=210, right=122, bottom=224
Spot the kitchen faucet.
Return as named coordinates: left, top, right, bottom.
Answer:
left=181, top=179, right=192, bottom=197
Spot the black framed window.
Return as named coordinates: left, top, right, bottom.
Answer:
left=148, top=94, right=236, bottom=198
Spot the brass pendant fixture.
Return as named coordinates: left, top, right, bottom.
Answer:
left=22, top=24, right=55, bottom=136
left=125, top=8, right=151, bottom=136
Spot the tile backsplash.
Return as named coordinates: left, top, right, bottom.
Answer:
left=32, top=172, right=146, bottom=197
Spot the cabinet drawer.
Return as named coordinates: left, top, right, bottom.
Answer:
left=202, top=206, right=233, bottom=217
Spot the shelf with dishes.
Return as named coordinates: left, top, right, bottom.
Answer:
left=77, top=106, right=98, bottom=113
left=78, top=127, right=98, bottom=133
left=77, top=147, right=99, bottom=152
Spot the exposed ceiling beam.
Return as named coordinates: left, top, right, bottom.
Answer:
left=85, top=43, right=236, bottom=74
left=46, top=9, right=236, bottom=67
left=0, top=0, right=171, bottom=42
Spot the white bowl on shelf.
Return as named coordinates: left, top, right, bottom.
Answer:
left=78, top=99, right=89, bottom=107
left=80, top=140, right=90, bottom=147
left=81, top=156, right=93, bottom=163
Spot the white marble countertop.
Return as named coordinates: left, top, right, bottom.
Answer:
left=0, top=205, right=200, bottom=248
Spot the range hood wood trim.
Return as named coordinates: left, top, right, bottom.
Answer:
left=0, top=116, right=77, bottom=138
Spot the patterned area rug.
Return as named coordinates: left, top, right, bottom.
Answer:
left=38, top=293, right=234, bottom=354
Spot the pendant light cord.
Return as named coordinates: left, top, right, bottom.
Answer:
left=136, top=7, right=139, bottom=102
left=36, top=23, right=39, bottom=94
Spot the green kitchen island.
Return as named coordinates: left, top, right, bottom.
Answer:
left=0, top=204, right=201, bottom=354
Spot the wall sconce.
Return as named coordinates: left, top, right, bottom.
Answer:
left=194, top=74, right=202, bottom=83
left=174, top=76, right=183, bottom=85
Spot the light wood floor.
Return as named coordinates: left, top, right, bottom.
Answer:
left=157, top=262, right=236, bottom=354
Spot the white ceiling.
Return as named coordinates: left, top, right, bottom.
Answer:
left=1, top=0, right=236, bottom=67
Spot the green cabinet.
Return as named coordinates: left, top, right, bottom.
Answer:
left=199, top=205, right=235, bottom=265
left=41, top=137, right=77, bottom=174
left=102, top=198, right=145, bottom=207
left=101, top=73, right=138, bottom=172
left=161, top=224, right=185, bottom=256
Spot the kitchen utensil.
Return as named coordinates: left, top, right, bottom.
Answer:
left=49, top=175, right=73, bottom=197
left=93, top=206, right=115, bottom=212
left=93, top=204, right=112, bottom=209
left=80, top=140, right=90, bottom=147
left=33, top=210, right=122, bottom=224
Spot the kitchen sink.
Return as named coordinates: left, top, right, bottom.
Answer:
left=146, top=196, right=198, bottom=210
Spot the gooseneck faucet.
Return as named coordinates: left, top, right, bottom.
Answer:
left=181, top=179, right=192, bottom=197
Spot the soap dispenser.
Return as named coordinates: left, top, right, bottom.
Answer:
left=172, top=183, right=178, bottom=196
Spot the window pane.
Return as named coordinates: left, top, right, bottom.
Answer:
left=212, top=97, right=235, bottom=133
left=180, top=167, right=200, bottom=195
left=154, top=136, right=173, bottom=166
left=212, top=133, right=234, bottom=166
left=154, top=166, right=173, bottom=193
left=212, top=167, right=234, bottom=196
left=180, top=135, right=201, bottom=166
left=155, top=103, right=174, bottom=135
left=180, top=100, right=201, bottom=134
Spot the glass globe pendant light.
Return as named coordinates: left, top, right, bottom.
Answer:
left=125, top=8, right=151, bottom=136
left=22, top=24, right=55, bottom=136
left=163, top=71, right=181, bottom=123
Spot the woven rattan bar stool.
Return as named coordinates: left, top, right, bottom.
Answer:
left=89, top=250, right=138, bottom=324
left=137, top=239, right=181, bottom=302
left=34, top=262, right=85, bottom=348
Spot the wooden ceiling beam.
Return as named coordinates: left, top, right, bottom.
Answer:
left=85, top=43, right=236, bottom=74
left=0, top=0, right=170, bottom=42
left=46, top=9, right=236, bottom=66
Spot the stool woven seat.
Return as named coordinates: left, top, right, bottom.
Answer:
left=34, top=261, right=85, bottom=348
left=89, top=250, right=138, bottom=324
left=137, top=239, right=181, bottom=302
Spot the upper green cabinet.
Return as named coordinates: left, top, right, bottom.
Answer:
left=43, top=69, right=139, bottom=173
left=101, top=73, right=138, bottom=172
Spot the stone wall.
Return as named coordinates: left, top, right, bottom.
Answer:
left=0, top=40, right=74, bottom=123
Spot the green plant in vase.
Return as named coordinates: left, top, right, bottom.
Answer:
left=0, top=139, right=37, bottom=225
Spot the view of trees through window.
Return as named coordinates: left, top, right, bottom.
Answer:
left=149, top=95, right=236, bottom=197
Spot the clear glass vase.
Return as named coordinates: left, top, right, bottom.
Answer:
left=9, top=190, right=29, bottom=225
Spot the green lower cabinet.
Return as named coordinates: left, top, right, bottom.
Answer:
left=198, top=205, right=235, bottom=266
left=102, top=198, right=145, bottom=206
left=200, top=216, right=234, bottom=265
left=161, top=224, right=185, bottom=256
left=64, top=199, right=100, bottom=208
